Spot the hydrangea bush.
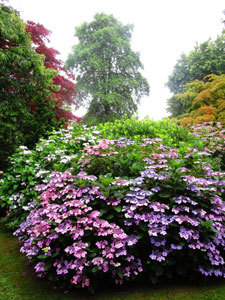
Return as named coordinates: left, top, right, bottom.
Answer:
left=0, top=119, right=199, bottom=227
left=189, top=122, right=225, bottom=170
left=0, top=124, right=101, bottom=226
left=97, top=117, right=202, bottom=149
left=1, top=120, right=225, bottom=291
left=77, top=134, right=225, bottom=282
left=14, top=171, right=142, bottom=290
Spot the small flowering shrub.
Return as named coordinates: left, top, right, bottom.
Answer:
left=189, top=122, right=225, bottom=171
left=0, top=124, right=101, bottom=227
left=78, top=137, right=162, bottom=177
left=14, top=171, right=142, bottom=291
left=13, top=134, right=225, bottom=290
left=1, top=119, right=225, bottom=291
left=78, top=137, right=225, bottom=282
left=97, top=117, right=202, bottom=148
left=0, top=119, right=200, bottom=228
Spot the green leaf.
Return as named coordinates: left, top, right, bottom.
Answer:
left=160, top=193, right=171, bottom=198
left=139, top=223, right=148, bottom=232
left=99, top=208, right=107, bottom=215
left=107, top=214, right=114, bottom=220
left=89, top=252, right=97, bottom=258
left=37, top=255, right=48, bottom=259
left=201, top=220, right=213, bottom=229
left=91, top=266, right=99, bottom=273
left=113, top=205, right=122, bottom=213
left=117, top=270, right=123, bottom=279
left=51, top=252, right=59, bottom=258
left=137, top=233, right=143, bottom=240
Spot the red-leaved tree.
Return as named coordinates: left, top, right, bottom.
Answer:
left=25, top=21, right=82, bottom=123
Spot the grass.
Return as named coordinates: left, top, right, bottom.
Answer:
left=1, top=224, right=225, bottom=300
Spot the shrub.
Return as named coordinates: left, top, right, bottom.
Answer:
left=1, top=118, right=203, bottom=228
left=1, top=120, right=225, bottom=291
left=0, top=3, right=59, bottom=170
left=0, top=124, right=101, bottom=226
left=188, top=122, right=225, bottom=171
left=12, top=131, right=225, bottom=290
left=14, top=171, right=142, bottom=291
left=97, top=117, right=202, bottom=149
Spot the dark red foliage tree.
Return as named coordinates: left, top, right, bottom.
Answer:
left=25, top=21, right=82, bottom=123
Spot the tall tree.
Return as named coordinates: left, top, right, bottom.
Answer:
left=66, top=13, right=150, bottom=123
left=25, top=21, right=82, bottom=123
left=167, top=33, right=225, bottom=95
left=169, top=74, right=225, bottom=126
left=0, top=4, right=77, bottom=170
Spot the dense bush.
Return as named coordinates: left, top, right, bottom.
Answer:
left=14, top=171, right=143, bottom=291
left=169, top=74, right=225, bottom=127
left=189, top=123, right=225, bottom=171
left=97, top=117, right=202, bottom=148
left=0, top=119, right=200, bottom=228
left=0, top=3, right=81, bottom=171
left=0, top=124, right=100, bottom=225
left=0, top=3, right=58, bottom=170
left=1, top=120, right=225, bottom=292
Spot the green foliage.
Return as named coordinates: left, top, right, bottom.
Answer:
left=168, top=74, right=225, bottom=125
left=0, top=3, right=62, bottom=170
left=96, top=117, right=202, bottom=149
left=188, top=122, right=225, bottom=171
left=0, top=124, right=101, bottom=226
left=167, top=33, right=225, bottom=95
left=66, top=13, right=149, bottom=123
left=1, top=225, right=225, bottom=300
left=0, top=116, right=203, bottom=228
left=1, top=120, right=224, bottom=291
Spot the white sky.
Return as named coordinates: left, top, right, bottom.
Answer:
left=7, top=0, right=225, bottom=120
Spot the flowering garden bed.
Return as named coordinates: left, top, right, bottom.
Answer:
left=0, top=119, right=224, bottom=293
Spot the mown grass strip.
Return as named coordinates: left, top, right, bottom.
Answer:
left=1, top=224, right=225, bottom=300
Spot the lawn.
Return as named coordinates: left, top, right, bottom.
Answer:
left=1, top=224, right=225, bottom=300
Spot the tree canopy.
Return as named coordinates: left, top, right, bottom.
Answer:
left=167, top=33, right=225, bottom=95
left=66, top=13, right=150, bottom=123
left=0, top=3, right=79, bottom=170
left=175, top=74, right=225, bottom=126
left=26, top=21, right=82, bottom=123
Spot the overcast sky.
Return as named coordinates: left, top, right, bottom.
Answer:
left=7, top=0, right=225, bottom=120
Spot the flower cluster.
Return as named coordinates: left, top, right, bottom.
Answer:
left=14, top=172, right=142, bottom=289
left=0, top=124, right=101, bottom=228
left=1, top=119, right=225, bottom=290
left=79, top=136, right=163, bottom=178
left=102, top=138, right=225, bottom=280
left=189, top=122, right=225, bottom=170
